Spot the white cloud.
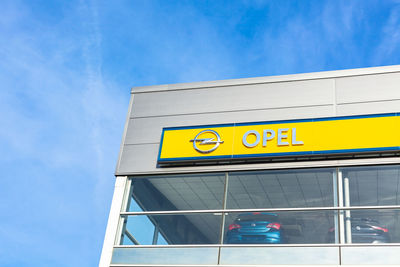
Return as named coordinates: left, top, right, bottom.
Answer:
left=373, top=6, right=400, bottom=64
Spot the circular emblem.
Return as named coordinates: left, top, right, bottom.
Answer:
left=190, top=129, right=224, bottom=154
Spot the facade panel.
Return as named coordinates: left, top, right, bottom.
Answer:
left=130, top=79, right=335, bottom=118
left=337, top=99, right=400, bottom=116
left=219, top=247, right=340, bottom=265
left=336, top=72, right=400, bottom=104
left=117, top=144, right=159, bottom=174
left=341, top=247, right=400, bottom=265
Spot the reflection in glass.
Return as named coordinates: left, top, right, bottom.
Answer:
left=224, top=211, right=336, bottom=244
left=121, top=215, right=155, bottom=245
left=121, top=213, right=222, bottom=245
left=343, top=209, right=400, bottom=243
left=226, top=169, right=334, bottom=209
left=342, top=165, right=400, bottom=206
left=127, top=173, right=225, bottom=212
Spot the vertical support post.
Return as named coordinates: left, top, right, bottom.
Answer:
left=337, top=169, right=345, bottom=244
left=115, top=178, right=133, bottom=245
left=218, top=172, right=229, bottom=265
left=99, top=176, right=129, bottom=267
left=220, top=172, right=229, bottom=243
left=344, top=177, right=352, bottom=244
left=332, top=169, right=339, bottom=244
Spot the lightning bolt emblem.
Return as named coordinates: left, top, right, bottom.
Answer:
left=190, top=130, right=224, bottom=153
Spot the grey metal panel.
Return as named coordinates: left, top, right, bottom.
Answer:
left=341, top=246, right=400, bottom=265
left=116, top=94, right=135, bottom=174
left=131, top=79, right=335, bottom=118
left=125, top=105, right=335, bottom=145
left=132, top=65, right=400, bottom=93
left=336, top=72, right=400, bottom=104
left=336, top=100, right=400, bottom=116
left=111, top=247, right=219, bottom=265
left=219, top=247, right=339, bottom=265
left=118, top=144, right=159, bottom=174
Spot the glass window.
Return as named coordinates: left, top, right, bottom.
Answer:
left=114, top=165, right=400, bottom=266
left=342, top=165, right=400, bottom=206
left=119, top=165, right=400, bottom=246
left=127, top=173, right=225, bottom=212
left=120, top=213, right=223, bottom=245
left=223, top=211, right=336, bottom=244
left=341, top=165, right=400, bottom=243
left=343, top=209, right=398, bottom=244
left=226, top=168, right=335, bottom=209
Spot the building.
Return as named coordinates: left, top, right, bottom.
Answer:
left=99, top=66, right=400, bottom=266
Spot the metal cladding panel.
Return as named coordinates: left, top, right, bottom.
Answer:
left=337, top=99, right=400, bottom=116
left=219, top=247, right=339, bottom=265
left=111, top=247, right=219, bottom=265
left=130, top=79, right=335, bottom=118
left=341, top=246, right=400, bottom=265
left=118, top=144, right=159, bottom=174
left=124, top=105, right=335, bottom=145
left=336, top=72, right=400, bottom=104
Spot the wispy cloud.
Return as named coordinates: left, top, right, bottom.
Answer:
left=0, top=0, right=127, bottom=265
left=2, top=1, right=400, bottom=266
left=373, top=5, right=400, bottom=64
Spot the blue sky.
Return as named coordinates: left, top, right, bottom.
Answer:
left=2, top=0, right=400, bottom=266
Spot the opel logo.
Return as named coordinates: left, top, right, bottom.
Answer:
left=190, top=129, right=224, bottom=154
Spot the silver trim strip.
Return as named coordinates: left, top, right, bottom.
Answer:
left=113, top=243, right=400, bottom=248
left=116, top=157, right=400, bottom=176
left=131, top=65, right=400, bottom=94
left=120, top=205, right=400, bottom=216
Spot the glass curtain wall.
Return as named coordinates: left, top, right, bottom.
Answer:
left=117, top=165, right=400, bottom=246
left=118, top=168, right=338, bottom=245
left=112, top=165, right=400, bottom=265
left=341, top=165, right=400, bottom=244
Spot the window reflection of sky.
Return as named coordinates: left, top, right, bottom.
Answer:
left=123, top=216, right=155, bottom=245
left=123, top=200, right=169, bottom=245
left=124, top=213, right=222, bottom=245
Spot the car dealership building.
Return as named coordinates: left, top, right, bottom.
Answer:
left=100, top=66, right=400, bottom=266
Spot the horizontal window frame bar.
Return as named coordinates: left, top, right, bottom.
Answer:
left=113, top=242, right=400, bottom=248
left=120, top=205, right=400, bottom=215
left=118, top=157, right=400, bottom=176
left=110, top=266, right=226, bottom=267
left=110, top=264, right=270, bottom=267
left=110, top=266, right=297, bottom=267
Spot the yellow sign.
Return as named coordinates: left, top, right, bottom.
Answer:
left=157, top=113, right=400, bottom=163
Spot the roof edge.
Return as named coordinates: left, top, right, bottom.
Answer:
left=131, top=64, right=400, bottom=94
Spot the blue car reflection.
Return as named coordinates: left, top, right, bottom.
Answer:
left=226, top=212, right=286, bottom=244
